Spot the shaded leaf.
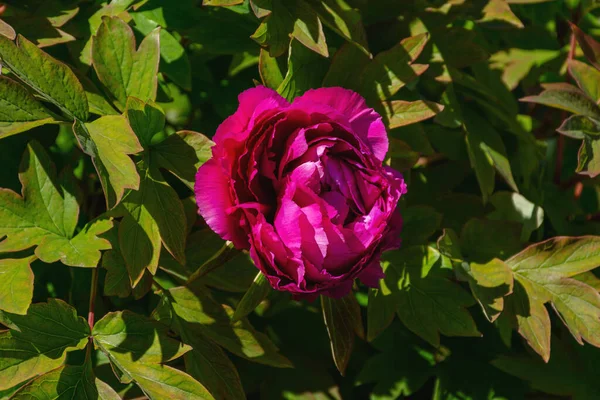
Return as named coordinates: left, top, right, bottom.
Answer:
left=12, top=363, right=98, bottom=400
left=277, top=39, right=328, bottom=101
left=464, top=258, right=514, bottom=322
left=152, top=131, right=214, bottom=190
left=384, top=100, right=444, bottom=129
left=0, top=299, right=89, bottom=390
left=232, top=272, right=272, bottom=322
left=159, top=284, right=292, bottom=368
left=557, top=115, right=600, bottom=139
left=322, top=294, right=363, bottom=375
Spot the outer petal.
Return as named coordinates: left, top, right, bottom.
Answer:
left=195, top=158, right=249, bottom=248
left=294, top=87, right=388, bottom=161
left=213, top=86, right=289, bottom=156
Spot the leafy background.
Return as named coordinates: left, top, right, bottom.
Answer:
left=2, top=0, right=600, bottom=399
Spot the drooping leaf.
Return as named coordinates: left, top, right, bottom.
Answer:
left=0, top=257, right=34, bottom=315
left=73, top=116, right=143, bottom=208
left=0, top=299, right=90, bottom=391
left=322, top=294, right=364, bottom=375
left=570, top=22, right=600, bottom=71
left=232, top=272, right=272, bottom=322
left=92, top=16, right=160, bottom=110
left=0, top=76, right=54, bottom=140
left=0, top=142, right=112, bottom=267
left=0, top=34, right=88, bottom=121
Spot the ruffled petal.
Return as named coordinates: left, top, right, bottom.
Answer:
left=294, top=87, right=388, bottom=161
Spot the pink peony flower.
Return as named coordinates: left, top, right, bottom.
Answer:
left=195, top=86, right=406, bottom=299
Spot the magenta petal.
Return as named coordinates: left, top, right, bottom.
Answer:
left=195, top=158, right=249, bottom=248
left=294, top=87, right=389, bottom=161
left=213, top=86, right=289, bottom=148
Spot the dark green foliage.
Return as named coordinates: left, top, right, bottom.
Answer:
left=1, top=0, right=600, bottom=399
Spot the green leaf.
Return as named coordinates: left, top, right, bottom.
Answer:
left=0, top=299, right=90, bottom=390
left=152, top=130, right=214, bottom=190
left=277, top=39, right=328, bottom=101
left=569, top=59, right=600, bottom=102
left=504, top=236, right=600, bottom=361
left=131, top=12, right=192, bottom=90
left=322, top=294, right=364, bottom=375
left=571, top=22, right=600, bottom=71
left=384, top=100, right=444, bottom=129
left=488, top=191, right=544, bottom=241
left=92, top=17, right=160, bottom=110
left=358, top=34, right=429, bottom=103
left=0, top=142, right=112, bottom=267
left=400, top=206, right=443, bottom=246
left=431, top=27, right=489, bottom=68
left=251, top=0, right=328, bottom=57
left=367, top=277, right=396, bottom=342
left=323, top=42, right=370, bottom=88
left=521, top=83, right=600, bottom=119
left=0, top=257, right=34, bottom=315
left=203, top=0, right=244, bottom=5
left=73, top=116, right=143, bottom=208
left=259, top=48, right=284, bottom=89
left=158, top=284, right=292, bottom=368
left=557, top=115, right=600, bottom=139
left=12, top=363, right=98, bottom=400
left=576, top=136, right=600, bottom=177
left=0, top=34, right=88, bottom=121
left=125, top=97, right=165, bottom=147
left=382, top=246, right=480, bottom=347
left=120, top=158, right=187, bottom=286
left=308, top=0, right=369, bottom=53
left=232, top=272, right=272, bottom=322
left=463, top=109, right=518, bottom=200
left=0, top=76, right=54, bottom=140
left=153, top=296, right=246, bottom=400
left=463, top=258, right=514, bottom=322
left=493, top=335, right=600, bottom=399
left=460, top=218, right=522, bottom=263
left=93, top=311, right=213, bottom=400
left=479, top=0, right=524, bottom=28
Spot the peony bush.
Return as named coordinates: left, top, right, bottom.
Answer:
left=2, top=0, right=600, bottom=399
